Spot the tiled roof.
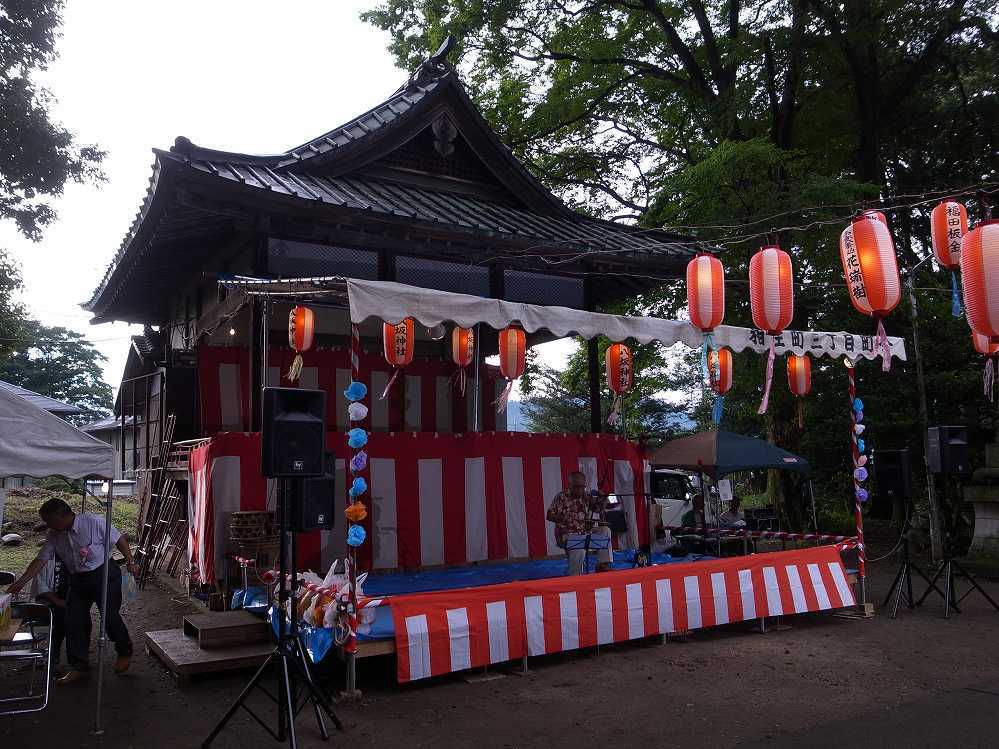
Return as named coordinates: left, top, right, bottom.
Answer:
left=173, top=155, right=692, bottom=256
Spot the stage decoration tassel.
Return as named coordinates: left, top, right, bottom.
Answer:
left=494, top=326, right=526, bottom=413
left=972, top=332, right=999, bottom=402
left=345, top=502, right=367, bottom=523
left=840, top=214, right=901, bottom=372
left=605, top=342, right=633, bottom=428
left=787, top=354, right=811, bottom=428
left=450, top=326, right=475, bottom=396
left=708, top=347, right=733, bottom=424
left=931, top=200, right=968, bottom=317
left=286, top=305, right=315, bottom=382
left=749, top=245, right=794, bottom=414
left=381, top=318, right=415, bottom=399
left=347, top=525, right=366, bottom=547
left=349, top=450, right=368, bottom=473
left=347, top=428, right=368, bottom=449
left=686, top=253, right=725, bottom=382
left=343, top=381, right=367, bottom=402
left=960, top=219, right=999, bottom=342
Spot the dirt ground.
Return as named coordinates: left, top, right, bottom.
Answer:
left=3, top=562, right=999, bottom=748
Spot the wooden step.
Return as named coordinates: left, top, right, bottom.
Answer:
left=182, top=611, right=269, bottom=649
left=144, top=628, right=271, bottom=686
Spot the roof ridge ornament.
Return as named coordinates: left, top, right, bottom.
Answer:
left=406, top=35, right=456, bottom=90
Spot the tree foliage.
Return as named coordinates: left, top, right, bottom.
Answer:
left=0, top=250, right=112, bottom=420
left=0, top=0, right=104, bottom=239
left=365, top=1, right=999, bottom=530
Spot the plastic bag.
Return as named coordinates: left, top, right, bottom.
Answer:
left=122, top=571, right=138, bottom=603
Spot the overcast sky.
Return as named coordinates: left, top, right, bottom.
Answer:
left=3, top=1, right=407, bottom=388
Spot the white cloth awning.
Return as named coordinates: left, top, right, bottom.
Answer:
left=0, top=386, right=114, bottom=479
left=347, top=278, right=907, bottom=362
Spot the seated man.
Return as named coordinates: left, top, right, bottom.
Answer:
left=31, top=557, right=70, bottom=666
left=546, top=471, right=613, bottom=575
left=718, top=496, right=747, bottom=528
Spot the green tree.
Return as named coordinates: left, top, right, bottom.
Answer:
left=0, top=249, right=26, bottom=361
left=0, top=320, right=113, bottom=421
left=521, top=340, right=699, bottom=440
left=1, top=0, right=104, bottom=239
left=366, top=1, right=999, bottom=530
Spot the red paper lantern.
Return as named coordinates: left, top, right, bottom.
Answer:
left=605, top=343, right=633, bottom=394
left=749, top=245, right=794, bottom=334
left=863, top=210, right=887, bottom=225
left=708, top=348, right=733, bottom=395
left=787, top=354, right=812, bottom=397
left=286, top=305, right=315, bottom=381
left=498, top=327, right=526, bottom=380
left=686, top=254, right=725, bottom=332
left=961, top=220, right=999, bottom=341
left=451, top=326, right=475, bottom=367
left=972, top=332, right=999, bottom=357
left=839, top=215, right=901, bottom=319
left=383, top=318, right=415, bottom=368
left=288, top=306, right=315, bottom=352
left=931, top=200, right=968, bottom=271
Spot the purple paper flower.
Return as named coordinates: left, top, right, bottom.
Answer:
left=350, top=451, right=368, bottom=472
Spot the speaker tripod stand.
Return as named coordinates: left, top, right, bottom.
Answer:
left=883, top=538, right=939, bottom=619
left=202, top=479, right=343, bottom=748
left=914, top=555, right=999, bottom=620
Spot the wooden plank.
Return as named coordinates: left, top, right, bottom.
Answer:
left=182, top=611, right=268, bottom=649
left=336, top=638, right=396, bottom=660
left=144, top=629, right=271, bottom=681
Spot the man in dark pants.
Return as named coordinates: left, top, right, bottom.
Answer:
left=8, top=497, right=137, bottom=684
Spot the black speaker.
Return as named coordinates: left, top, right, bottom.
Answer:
left=872, top=449, right=912, bottom=517
left=262, top=387, right=326, bottom=478
left=927, top=426, right=970, bottom=475
left=293, top=478, right=336, bottom=532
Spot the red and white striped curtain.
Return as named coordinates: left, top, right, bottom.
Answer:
left=197, top=345, right=509, bottom=436
left=188, top=431, right=649, bottom=582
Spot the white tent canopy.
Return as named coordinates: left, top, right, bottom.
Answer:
left=0, top=385, right=114, bottom=480
left=346, top=278, right=907, bottom=362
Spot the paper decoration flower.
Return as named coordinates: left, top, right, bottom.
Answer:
left=854, top=424, right=866, bottom=435
left=854, top=467, right=868, bottom=482
left=855, top=455, right=868, bottom=467
left=856, top=487, right=869, bottom=503
left=855, top=411, right=864, bottom=423
left=348, top=402, right=368, bottom=422
left=349, top=476, right=368, bottom=497
left=858, top=439, right=866, bottom=453
left=347, top=524, right=366, bottom=547
left=350, top=451, right=368, bottom=472
left=344, top=381, right=367, bottom=402
left=852, top=397, right=864, bottom=412
left=347, top=428, right=368, bottom=449
left=345, top=502, right=367, bottom=522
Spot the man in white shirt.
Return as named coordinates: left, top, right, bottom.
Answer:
left=718, top=496, right=747, bottom=528
left=8, top=498, right=139, bottom=684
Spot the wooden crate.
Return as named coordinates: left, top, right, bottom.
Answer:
left=182, top=611, right=269, bottom=649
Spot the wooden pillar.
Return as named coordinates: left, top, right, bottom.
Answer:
left=584, top=277, right=601, bottom=433
left=249, top=238, right=267, bottom=432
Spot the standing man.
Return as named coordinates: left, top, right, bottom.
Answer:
left=546, top=471, right=613, bottom=575
left=7, top=497, right=137, bottom=684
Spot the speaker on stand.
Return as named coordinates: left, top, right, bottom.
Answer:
left=204, top=387, right=342, bottom=748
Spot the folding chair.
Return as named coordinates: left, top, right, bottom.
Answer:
left=0, top=602, right=54, bottom=715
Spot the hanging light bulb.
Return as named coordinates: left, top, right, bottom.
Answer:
left=228, top=326, right=236, bottom=336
